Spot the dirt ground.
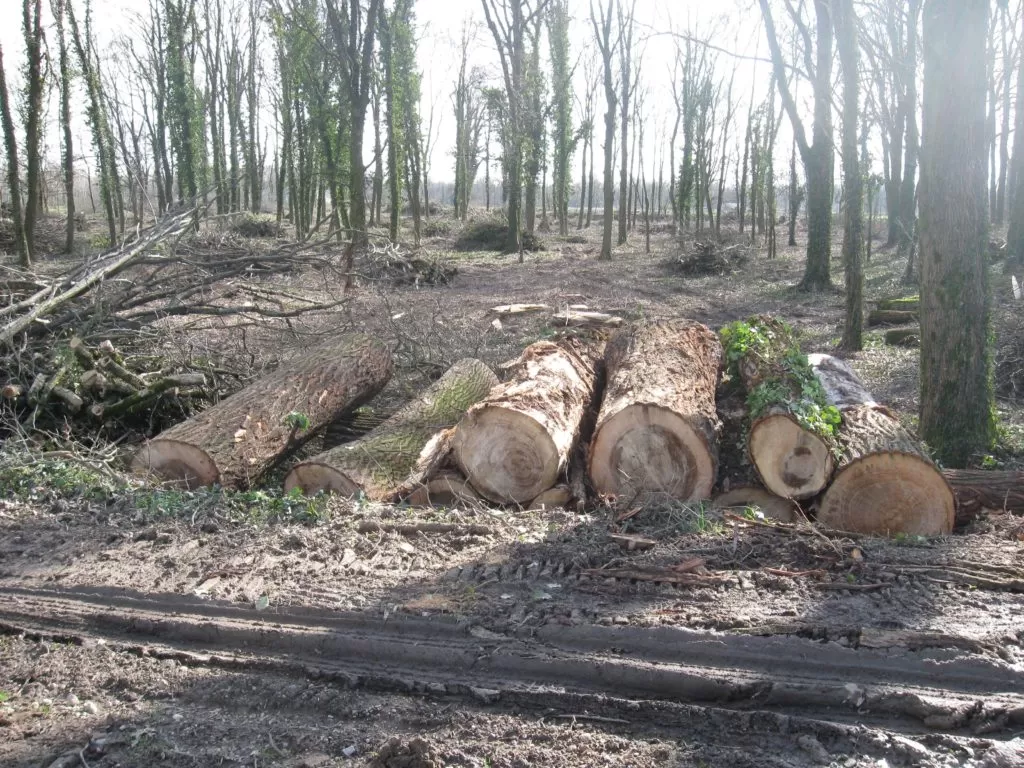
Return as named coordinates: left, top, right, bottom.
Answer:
left=2, top=218, right=1024, bottom=767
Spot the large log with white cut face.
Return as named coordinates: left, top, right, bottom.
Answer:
left=808, top=354, right=954, bottom=536
left=284, top=358, right=498, bottom=501
left=589, top=320, right=721, bottom=503
left=453, top=339, right=602, bottom=504
left=131, top=334, right=393, bottom=489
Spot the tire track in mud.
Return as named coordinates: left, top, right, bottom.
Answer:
left=0, top=584, right=1022, bottom=740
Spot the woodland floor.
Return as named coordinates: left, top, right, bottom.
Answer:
left=1, top=213, right=1024, bottom=768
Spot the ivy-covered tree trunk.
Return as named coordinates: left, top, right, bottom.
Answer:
left=548, top=0, right=572, bottom=236
left=898, top=0, right=921, bottom=277
left=381, top=7, right=404, bottom=242
left=0, top=43, right=28, bottom=266
left=919, top=0, right=995, bottom=467
left=21, top=0, right=44, bottom=263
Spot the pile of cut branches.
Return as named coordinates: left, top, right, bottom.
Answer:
left=359, top=241, right=456, bottom=287
left=667, top=239, right=748, bottom=277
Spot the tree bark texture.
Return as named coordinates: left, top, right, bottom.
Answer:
left=132, top=335, right=392, bottom=489
left=919, top=0, right=995, bottom=467
left=285, top=358, right=497, bottom=501
left=589, top=320, right=721, bottom=503
left=454, top=338, right=602, bottom=504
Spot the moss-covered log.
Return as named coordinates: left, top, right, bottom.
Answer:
left=808, top=354, right=954, bottom=536
left=131, top=334, right=392, bottom=489
left=867, top=308, right=919, bottom=326
left=884, top=327, right=920, bottom=348
left=285, top=359, right=498, bottom=500
left=454, top=339, right=602, bottom=504
left=721, top=318, right=837, bottom=500
left=589, top=320, right=721, bottom=503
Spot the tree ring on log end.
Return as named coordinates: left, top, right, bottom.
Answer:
left=130, top=439, right=220, bottom=489
left=283, top=462, right=360, bottom=497
left=453, top=406, right=560, bottom=504
left=818, top=452, right=955, bottom=536
left=590, top=404, right=714, bottom=502
left=749, top=413, right=834, bottom=499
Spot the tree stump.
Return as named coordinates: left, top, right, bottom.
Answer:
left=131, top=334, right=392, bottom=489
left=284, top=358, right=498, bottom=500
left=808, top=354, right=954, bottom=536
left=589, top=320, right=721, bottom=502
left=453, top=338, right=602, bottom=504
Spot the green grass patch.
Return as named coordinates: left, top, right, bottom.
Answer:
left=0, top=453, right=330, bottom=527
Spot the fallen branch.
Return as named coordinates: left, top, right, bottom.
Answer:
left=356, top=521, right=496, bottom=537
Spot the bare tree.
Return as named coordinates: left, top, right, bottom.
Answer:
left=615, top=0, right=637, bottom=245
left=759, top=0, right=834, bottom=290
left=591, top=0, right=618, bottom=261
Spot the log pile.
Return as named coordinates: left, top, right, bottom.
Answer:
left=100, top=312, right=1019, bottom=535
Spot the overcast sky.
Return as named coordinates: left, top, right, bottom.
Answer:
left=1, top=0, right=774, bottom=183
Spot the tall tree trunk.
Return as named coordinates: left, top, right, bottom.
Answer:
left=21, top=0, right=44, bottom=263
left=836, top=0, right=863, bottom=351
left=898, top=0, right=921, bottom=274
left=919, top=0, right=995, bottom=467
left=592, top=0, right=617, bottom=261
left=616, top=1, right=635, bottom=246
left=0, top=44, right=28, bottom=266
left=1006, top=0, right=1024, bottom=267
left=53, top=0, right=75, bottom=253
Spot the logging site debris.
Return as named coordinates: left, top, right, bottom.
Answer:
left=2, top=211, right=1024, bottom=768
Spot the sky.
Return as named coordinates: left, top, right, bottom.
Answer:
left=0, top=0, right=773, bottom=185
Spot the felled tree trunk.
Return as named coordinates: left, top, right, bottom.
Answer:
left=867, top=308, right=919, bottom=326
left=732, top=319, right=835, bottom=500
left=453, top=339, right=602, bottom=504
left=131, top=334, right=392, bottom=489
left=285, top=358, right=498, bottom=500
left=808, top=354, right=954, bottom=535
left=943, top=469, right=1024, bottom=524
left=876, top=296, right=920, bottom=312
left=589, top=320, right=721, bottom=503
left=405, top=471, right=481, bottom=508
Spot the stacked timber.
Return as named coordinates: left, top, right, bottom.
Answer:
left=588, top=320, right=722, bottom=503
left=284, top=358, right=498, bottom=501
left=723, top=318, right=836, bottom=500
left=131, top=334, right=392, bottom=489
left=808, top=354, right=955, bottom=536
left=453, top=338, right=602, bottom=504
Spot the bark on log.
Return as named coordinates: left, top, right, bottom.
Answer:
left=808, top=354, right=954, bottom=536
left=943, top=469, right=1024, bottom=523
left=589, top=320, right=721, bottom=502
left=730, top=319, right=835, bottom=500
left=131, top=334, right=392, bottom=489
left=404, top=471, right=482, bottom=508
left=284, top=358, right=498, bottom=500
left=453, top=339, right=602, bottom=504
left=867, top=309, right=919, bottom=326
left=884, top=327, right=920, bottom=347
left=876, top=296, right=920, bottom=312
left=709, top=486, right=799, bottom=523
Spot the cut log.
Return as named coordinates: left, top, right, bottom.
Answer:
left=491, top=303, right=549, bottom=315
left=709, top=487, right=799, bottom=523
left=131, top=334, right=392, bottom=489
left=405, top=471, right=482, bottom=508
left=943, top=469, right=1024, bottom=523
left=884, top=327, right=920, bottom=348
left=553, top=309, right=623, bottom=327
left=867, top=308, right=919, bottom=327
left=589, top=320, right=721, bottom=502
left=453, top=339, right=602, bottom=504
left=528, top=484, right=572, bottom=510
left=875, top=296, right=920, bottom=312
left=808, top=354, right=954, bottom=536
left=285, top=358, right=498, bottom=500
left=725, top=318, right=835, bottom=500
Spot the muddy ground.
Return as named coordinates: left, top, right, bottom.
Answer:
left=2, top=218, right=1024, bottom=767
